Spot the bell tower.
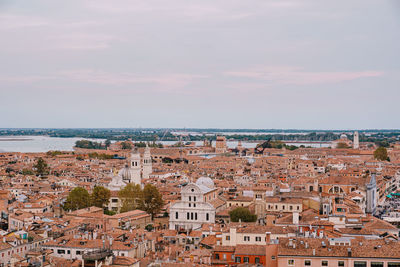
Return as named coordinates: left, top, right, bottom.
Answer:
left=353, top=131, right=359, bottom=149
left=142, top=144, right=153, bottom=179
left=129, top=148, right=142, bottom=185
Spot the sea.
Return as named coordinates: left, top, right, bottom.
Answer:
left=0, top=136, right=329, bottom=153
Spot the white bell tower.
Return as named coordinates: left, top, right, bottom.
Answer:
left=129, top=149, right=142, bottom=185
left=142, top=144, right=152, bottom=179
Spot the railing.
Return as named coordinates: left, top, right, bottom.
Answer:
left=82, top=249, right=112, bottom=261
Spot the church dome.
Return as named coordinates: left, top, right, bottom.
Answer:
left=120, top=164, right=132, bottom=180
left=196, top=176, right=214, bottom=189
left=340, top=133, right=348, bottom=139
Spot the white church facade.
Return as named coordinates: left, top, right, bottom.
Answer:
left=169, top=177, right=216, bottom=231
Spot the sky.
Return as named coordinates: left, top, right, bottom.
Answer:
left=0, top=0, right=399, bottom=129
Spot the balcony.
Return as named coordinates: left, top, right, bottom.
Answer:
left=82, top=249, right=112, bottom=261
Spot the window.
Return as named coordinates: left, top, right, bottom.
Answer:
left=195, top=213, right=198, bottom=220
left=175, top=212, right=178, bottom=219
left=76, top=251, right=81, bottom=255
left=67, top=250, right=71, bottom=254
left=112, top=198, right=118, bottom=203
left=244, top=236, right=250, bottom=241
left=305, top=260, right=311, bottom=266
left=189, top=196, right=191, bottom=201
left=244, top=257, right=249, bottom=263
left=322, top=261, right=328, bottom=266
left=226, top=236, right=230, bottom=240
left=371, top=263, right=383, bottom=267
left=191, top=213, right=193, bottom=220
left=388, top=264, right=400, bottom=267
left=57, top=250, right=65, bottom=254
left=272, top=256, right=276, bottom=260
left=223, top=253, right=227, bottom=260
left=354, top=262, right=367, bottom=267
left=206, top=213, right=209, bottom=221
left=187, top=212, right=189, bottom=220
left=288, top=260, right=295, bottom=266
left=189, top=203, right=191, bottom=207
left=256, top=236, right=262, bottom=242
left=215, top=253, right=220, bottom=260
left=256, top=257, right=260, bottom=263
left=235, top=257, right=241, bottom=263
left=194, top=196, right=196, bottom=201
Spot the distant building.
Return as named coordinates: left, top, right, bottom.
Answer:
left=331, top=133, right=353, bottom=148
left=169, top=177, right=216, bottom=231
left=215, top=136, right=227, bottom=154
left=366, top=174, right=377, bottom=214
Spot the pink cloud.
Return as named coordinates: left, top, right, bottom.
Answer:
left=224, top=66, right=383, bottom=85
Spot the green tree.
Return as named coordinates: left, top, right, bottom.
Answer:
left=104, top=209, right=116, bottom=216
left=138, top=184, right=164, bottom=219
left=145, top=224, right=154, bottom=231
left=22, top=169, right=34, bottom=175
left=63, top=187, right=90, bottom=211
left=374, top=147, right=389, bottom=161
left=119, top=184, right=142, bottom=213
left=33, top=157, right=49, bottom=176
left=105, top=139, right=111, bottom=148
left=229, top=207, right=257, bottom=222
left=75, top=140, right=104, bottom=149
left=91, top=186, right=111, bottom=209
left=121, top=141, right=133, bottom=150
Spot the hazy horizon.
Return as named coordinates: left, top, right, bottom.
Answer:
left=1, top=0, right=399, bottom=129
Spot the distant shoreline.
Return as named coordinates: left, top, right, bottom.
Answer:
left=0, top=138, right=33, bottom=141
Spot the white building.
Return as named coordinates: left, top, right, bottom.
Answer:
left=108, top=146, right=153, bottom=190
left=118, top=149, right=142, bottom=186
left=169, top=177, right=216, bottom=231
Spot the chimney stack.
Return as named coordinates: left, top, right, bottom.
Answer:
left=293, top=212, right=299, bottom=225
left=347, top=248, right=352, bottom=257
left=266, top=232, right=271, bottom=244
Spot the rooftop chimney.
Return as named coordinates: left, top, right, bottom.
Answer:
left=266, top=232, right=271, bottom=244
left=347, top=248, right=352, bottom=257
left=293, top=212, right=299, bottom=225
